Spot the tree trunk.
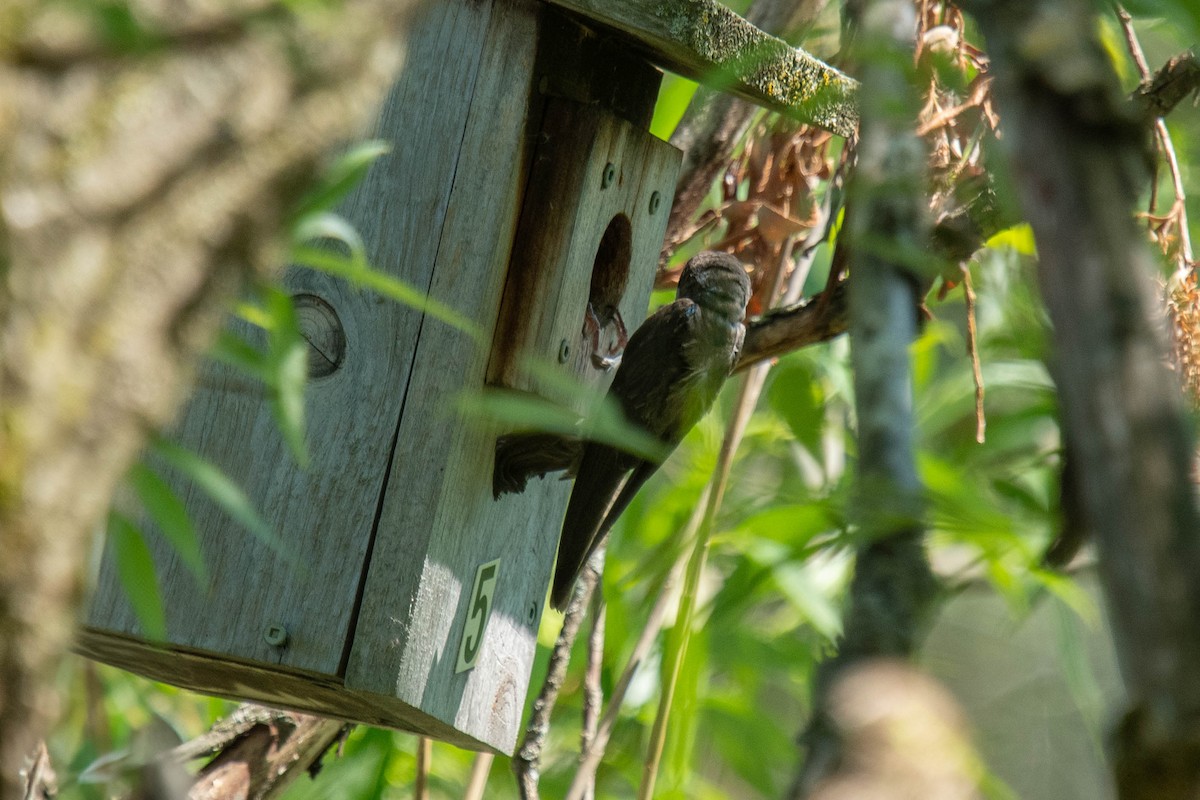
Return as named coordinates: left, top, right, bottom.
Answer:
left=967, top=0, right=1200, bottom=797
left=0, top=1, right=415, bottom=791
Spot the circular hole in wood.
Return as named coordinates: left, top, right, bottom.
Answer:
left=589, top=213, right=632, bottom=321
left=294, top=293, right=346, bottom=378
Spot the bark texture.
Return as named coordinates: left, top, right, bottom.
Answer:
left=966, top=0, right=1200, bottom=797
left=183, top=708, right=347, bottom=800
left=790, top=0, right=941, bottom=794
left=0, top=1, right=414, bottom=792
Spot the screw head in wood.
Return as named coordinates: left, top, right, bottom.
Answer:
left=558, top=339, right=571, bottom=363
left=264, top=625, right=288, bottom=647
left=527, top=602, right=537, bottom=623
left=649, top=191, right=662, bottom=215
left=601, top=162, right=616, bottom=189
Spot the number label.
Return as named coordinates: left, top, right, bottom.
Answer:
left=456, top=558, right=500, bottom=673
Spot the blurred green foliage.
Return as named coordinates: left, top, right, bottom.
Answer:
left=65, top=3, right=1200, bottom=798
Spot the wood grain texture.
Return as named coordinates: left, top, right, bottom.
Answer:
left=489, top=99, right=681, bottom=406
left=74, top=629, right=480, bottom=748
left=534, top=9, right=662, bottom=129
left=345, top=15, right=679, bottom=755
left=342, top=0, right=546, bottom=753
left=542, top=0, right=858, bottom=136
left=87, top=0, right=497, bottom=675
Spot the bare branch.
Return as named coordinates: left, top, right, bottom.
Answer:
left=187, top=713, right=347, bottom=800
left=1132, top=48, right=1200, bottom=123
left=579, top=583, right=607, bottom=800
left=415, top=737, right=431, bottom=800
left=513, top=552, right=601, bottom=800
left=463, top=753, right=495, bottom=800
left=19, top=741, right=56, bottom=800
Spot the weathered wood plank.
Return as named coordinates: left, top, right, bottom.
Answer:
left=345, top=8, right=680, bottom=754
left=541, top=0, right=858, bottom=136
left=87, top=0, right=498, bottom=676
left=343, top=0, right=546, bottom=753
left=74, top=629, right=484, bottom=749
left=489, top=99, right=681, bottom=408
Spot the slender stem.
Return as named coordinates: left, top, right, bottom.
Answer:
left=513, top=559, right=599, bottom=800
left=1157, top=119, right=1195, bottom=268
left=962, top=264, right=986, bottom=443
left=1116, top=5, right=1151, bottom=77
left=1117, top=4, right=1195, bottom=272
left=462, top=752, right=494, bottom=800
left=564, top=491, right=707, bottom=800
left=415, top=737, right=432, bottom=800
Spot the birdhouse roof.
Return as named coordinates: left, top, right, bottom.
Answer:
left=542, top=0, right=859, bottom=137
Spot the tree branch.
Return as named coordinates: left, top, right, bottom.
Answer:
left=1132, top=48, right=1200, bottom=123
left=513, top=552, right=602, bottom=800
left=186, top=712, right=347, bottom=800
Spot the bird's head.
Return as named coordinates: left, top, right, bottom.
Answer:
left=676, top=252, right=752, bottom=322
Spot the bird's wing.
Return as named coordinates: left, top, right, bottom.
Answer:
left=608, top=299, right=699, bottom=438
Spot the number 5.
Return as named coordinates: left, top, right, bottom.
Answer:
left=456, top=559, right=500, bottom=673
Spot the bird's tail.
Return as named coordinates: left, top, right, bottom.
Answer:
left=551, top=445, right=631, bottom=611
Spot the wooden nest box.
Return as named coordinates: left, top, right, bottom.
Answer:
left=80, top=0, right=855, bottom=755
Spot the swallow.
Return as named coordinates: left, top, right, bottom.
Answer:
left=551, top=251, right=752, bottom=610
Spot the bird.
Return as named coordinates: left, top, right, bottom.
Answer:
left=551, top=251, right=752, bottom=611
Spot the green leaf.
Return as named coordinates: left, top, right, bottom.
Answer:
left=90, top=1, right=165, bottom=54
left=458, top=387, right=670, bottom=463
left=292, top=140, right=391, bottom=220
left=1033, top=568, right=1099, bottom=626
left=735, top=503, right=837, bottom=548
left=921, top=454, right=1018, bottom=541
left=507, top=353, right=677, bottom=461
left=910, top=320, right=957, bottom=394
left=107, top=512, right=167, bottom=641
left=262, top=288, right=309, bottom=465
left=293, top=212, right=369, bottom=268
left=152, top=437, right=296, bottom=567
left=767, top=359, right=824, bottom=456
left=768, top=559, right=843, bottom=639
left=210, top=329, right=268, bottom=380
left=292, top=242, right=481, bottom=340
left=233, top=300, right=276, bottom=331
left=665, top=623, right=707, bottom=793
left=651, top=75, right=700, bottom=140
left=211, top=289, right=309, bottom=464
left=704, top=697, right=793, bottom=796
left=985, top=223, right=1037, bottom=256
left=127, top=463, right=208, bottom=586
